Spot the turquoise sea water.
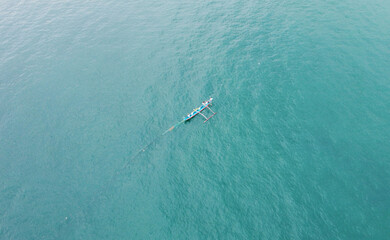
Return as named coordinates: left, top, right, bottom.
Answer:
left=1, top=0, right=389, bottom=239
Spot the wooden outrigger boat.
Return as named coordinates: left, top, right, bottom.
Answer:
left=134, top=98, right=217, bottom=157
left=183, top=97, right=217, bottom=123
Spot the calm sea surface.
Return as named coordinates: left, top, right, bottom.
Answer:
left=1, top=0, right=389, bottom=239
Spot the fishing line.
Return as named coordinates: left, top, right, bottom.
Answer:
left=89, top=98, right=217, bottom=215
left=126, top=97, right=216, bottom=163
left=127, top=119, right=185, bottom=163
left=89, top=118, right=186, bottom=209
left=118, top=98, right=217, bottom=179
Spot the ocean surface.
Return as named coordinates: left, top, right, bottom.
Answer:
left=1, top=0, right=389, bottom=239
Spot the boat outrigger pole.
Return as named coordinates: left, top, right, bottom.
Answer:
left=203, top=105, right=217, bottom=123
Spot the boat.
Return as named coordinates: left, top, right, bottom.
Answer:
left=183, top=97, right=217, bottom=123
